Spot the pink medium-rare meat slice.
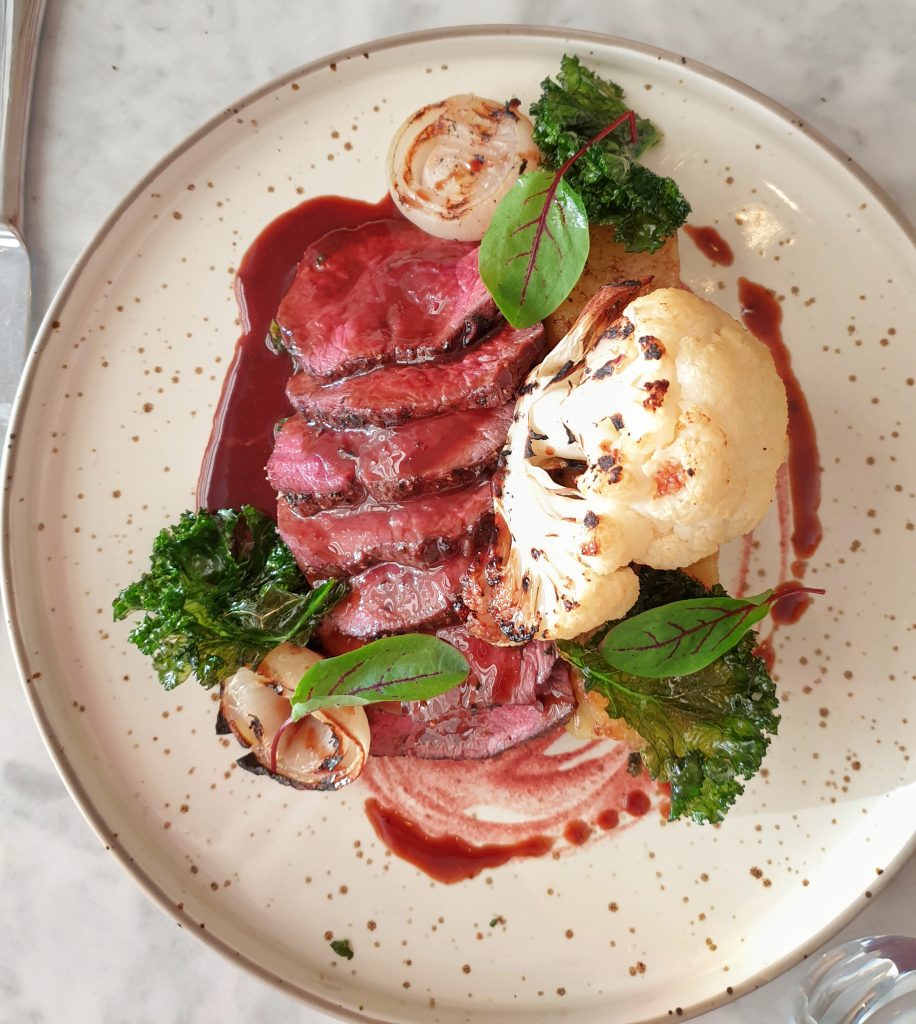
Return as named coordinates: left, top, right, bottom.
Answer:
left=277, top=478, right=493, bottom=580
left=431, top=625, right=558, bottom=708
left=366, top=630, right=574, bottom=759
left=268, top=405, right=512, bottom=510
left=266, top=419, right=362, bottom=515
left=316, top=556, right=471, bottom=644
left=357, top=403, right=513, bottom=502
left=276, top=219, right=499, bottom=380
left=287, top=321, right=547, bottom=429
left=368, top=703, right=565, bottom=760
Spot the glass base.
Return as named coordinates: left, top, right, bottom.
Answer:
left=794, top=935, right=916, bottom=1024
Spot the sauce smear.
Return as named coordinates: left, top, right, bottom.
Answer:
left=364, top=798, right=553, bottom=883
left=684, top=224, right=735, bottom=266
left=734, top=530, right=755, bottom=598
left=197, top=194, right=397, bottom=513
left=361, top=728, right=659, bottom=880
left=738, top=278, right=822, bottom=565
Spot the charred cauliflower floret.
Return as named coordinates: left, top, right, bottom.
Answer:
left=463, top=282, right=788, bottom=643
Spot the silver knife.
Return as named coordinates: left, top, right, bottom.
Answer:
left=0, top=0, right=46, bottom=435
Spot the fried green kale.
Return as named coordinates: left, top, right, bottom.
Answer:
left=530, top=54, right=691, bottom=252
left=559, top=568, right=779, bottom=824
left=112, top=506, right=344, bottom=690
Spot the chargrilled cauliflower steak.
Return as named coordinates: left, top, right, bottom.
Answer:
left=463, top=283, right=788, bottom=643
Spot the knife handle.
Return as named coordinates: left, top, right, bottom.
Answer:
left=0, top=0, right=46, bottom=230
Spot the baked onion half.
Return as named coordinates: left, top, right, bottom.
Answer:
left=219, top=643, right=370, bottom=791
left=387, top=94, right=539, bottom=241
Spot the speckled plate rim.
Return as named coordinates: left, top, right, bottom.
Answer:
left=3, top=23, right=915, bottom=1024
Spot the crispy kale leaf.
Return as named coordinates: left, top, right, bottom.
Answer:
left=530, top=54, right=691, bottom=252
left=558, top=568, right=779, bottom=824
left=330, top=938, right=354, bottom=960
left=112, top=506, right=345, bottom=690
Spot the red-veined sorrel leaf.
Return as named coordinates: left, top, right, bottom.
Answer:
left=479, top=110, right=639, bottom=328
left=289, top=634, right=468, bottom=720
left=479, top=171, right=588, bottom=328
left=599, top=585, right=824, bottom=679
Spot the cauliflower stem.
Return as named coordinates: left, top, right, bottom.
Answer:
left=558, top=567, right=779, bottom=824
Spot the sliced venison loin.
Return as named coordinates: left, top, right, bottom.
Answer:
left=287, top=321, right=547, bottom=428
left=357, top=403, right=512, bottom=502
left=266, top=420, right=363, bottom=515
left=265, top=216, right=574, bottom=764
left=366, top=627, right=575, bottom=759
left=368, top=702, right=567, bottom=761
left=316, top=555, right=471, bottom=645
left=277, top=478, right=494, bottom=579
left=276, top=219, right=499, bottom=380
left=268, top=404, right=513, bottom=509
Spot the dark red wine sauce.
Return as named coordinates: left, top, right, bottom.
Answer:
left=738, top=277, right=822, bottom=569
left=734, top=531, right=755, bottom=598
left=196, top=194, right=397, bottom=514
left=361, top=729, right=662, bottom=883
left=683, top=224, right=735, bottom=266
left=563, top=819, right=593, bottom=846
left=364, top=798, right=554, bottom=884
left=770, top=580, right=817, bottom=625
left=730, top=277, right=824, bottom=649
left=596, top=808, right=620, bottom=830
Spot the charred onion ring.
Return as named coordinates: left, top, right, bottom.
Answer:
left=219, top=643, right=370, bottom=790
left=387, top=94, right=539, bottom=241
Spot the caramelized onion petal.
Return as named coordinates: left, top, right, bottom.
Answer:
left=387, top=94, right=539, bottom=241
left=219, top=647, right=370, bottom=791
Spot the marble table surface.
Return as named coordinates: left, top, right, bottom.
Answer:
left=2, top=1, right=914, bottom=1021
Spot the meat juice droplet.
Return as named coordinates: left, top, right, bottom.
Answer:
left=563, top=819, right=593, bottom=846
left=626, top=790, right=652, bottom=816
left=737, top=278, right=823, bottom=564
left=683, top=224, right=735, bottom=266
left=197, top=194, right=398, bottom=513
left=596, top=809, right=620, bottom=830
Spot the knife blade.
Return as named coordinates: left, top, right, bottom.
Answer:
left=0, top=0, right=46, bottom=435
left=0, top=224, right=29, bottom=433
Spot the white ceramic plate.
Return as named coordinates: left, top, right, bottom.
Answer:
left=4, top=26, right=915, bottom=1024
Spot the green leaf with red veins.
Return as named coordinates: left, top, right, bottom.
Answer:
left=479, top=170, right=589, bottom=328
left=599, top=591, right=775, bottom=678
left=559, top=628, right=779, bottom=824
left=289, top=634, right=469, bottom=720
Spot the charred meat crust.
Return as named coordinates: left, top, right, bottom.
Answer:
left=270, top=406, right=513, bottom=511
left=286, top=322, right=546, bottom=429
left=277, top=480, right=495, bottom=580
